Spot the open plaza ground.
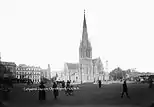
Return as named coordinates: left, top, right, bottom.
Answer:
left=0, top=82, right=154, bottom=107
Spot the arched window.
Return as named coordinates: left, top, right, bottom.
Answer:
left=86, top=49, right=89, bottom=58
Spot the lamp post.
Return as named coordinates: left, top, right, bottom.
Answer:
left=93, top=63, right=95, bottom=82
left=80, top=64, right=82, bottom=84
left=69, top=71, right=71, bottom=81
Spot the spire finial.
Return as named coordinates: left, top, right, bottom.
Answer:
left=84, top=9, right=85, bottom=14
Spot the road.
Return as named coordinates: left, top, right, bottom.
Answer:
left=1, top=82, right=154, bottom=107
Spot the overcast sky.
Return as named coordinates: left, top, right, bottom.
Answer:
left=0, top=0, right=154, bottom=73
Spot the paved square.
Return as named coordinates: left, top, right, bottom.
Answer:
left=1, top=83, right=154, bottom=107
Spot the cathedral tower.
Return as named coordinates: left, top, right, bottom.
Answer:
left=79, top=10, right=93, bottom=83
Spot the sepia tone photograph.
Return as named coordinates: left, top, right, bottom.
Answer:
left=0, top=0, right=154, bottom=107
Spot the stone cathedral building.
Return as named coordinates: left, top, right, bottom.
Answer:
left=64, top=11, right=106, bottom=83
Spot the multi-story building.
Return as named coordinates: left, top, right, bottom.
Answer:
left=16, top=64, right=41, bottom=83
left=15, top=64, right=51, bottom=84
left=0, top=61, right=16, bottom=78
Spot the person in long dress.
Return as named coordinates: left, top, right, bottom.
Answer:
left=39, top=81, right=46, bottom=101
left=149, top=78, right=153, bottom=88
left=98, top=80, right=101, bottom=88
left=53, top=81, right=58, bottom=99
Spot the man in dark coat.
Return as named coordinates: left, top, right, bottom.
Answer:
left=39, top=81, right=46, bottom=101
left=65, top=80, right=71, bottom=95
left=53, top=81, right=58, bottom=99
left=149, top=78, right=153, bottom=88
left=61, top=80, right=65, bottom=89
left=98, top=80, right=101, bottom=88
left=121, top=80, right=130, bottom=98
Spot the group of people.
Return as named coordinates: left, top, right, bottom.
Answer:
left=65, top=80, right=74, bottom=96
left=39, top=81, right=59, bottom=101
left=38, top=80, right=74, bottom=101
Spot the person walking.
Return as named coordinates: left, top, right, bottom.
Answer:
left=65, top=80, right=71, bottom=96
left=98, top=80, right=102, bottom=88
left=62, top=80, right=65, bottom=89
left=53, top=81, right=59, bottom=99
left=149, top=78, right=153, bottom=88
left=121, top=80, right=130, bottom=98
left=39, top=81, right=46, bottom=101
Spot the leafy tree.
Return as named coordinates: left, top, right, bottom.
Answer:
left=109, top=67, right=127, bottom=80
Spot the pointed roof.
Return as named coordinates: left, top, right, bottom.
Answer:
left=66, top=63, right=79, bottom=70
left=92, top=58, right=99, bottom=64
left=81, top=10, right=89, bottom=45
left=92, top=57, right=103, bottom=66
left=83, top=10, right=87, bottom=28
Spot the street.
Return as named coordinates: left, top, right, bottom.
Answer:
left=1, top=82, right=154, bottom=107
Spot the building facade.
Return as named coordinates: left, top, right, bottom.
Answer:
left=16, top=64, right=41, bottom=83
left=64, top=63, right=80, bottom=82
left=16, top=64, right=51, bottom=83
left=64, top=10, right=105, bottom=83
left=0, top=61, right=16, bottom=78
left=41, top=64, right=51, bottom=80
left=92, top=57, right=104, bottom=82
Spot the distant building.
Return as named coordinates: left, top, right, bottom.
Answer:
left=103, top=72, right=109, bottom=81
left=15, top=64, right=51, bottom=83
left=0, top=61, right=16, bottom=78
left=104, top=60, right=109, bottom=81
left=60, top=71, right=65, bottom=81
left=0, top=63, right=6, bottom=78
left=16, top=64, right=41, bottom=83
left=92, top=57, right=104, bottom=82
left=41, top=64, right=51, bottom=80
left=64, top=63, right=80, bottom=82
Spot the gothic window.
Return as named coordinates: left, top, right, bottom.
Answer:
left=87, top=67, right=89, bottom=74
left=86, top=49, right=90, bottom=58
left=84, top=51, right=86, bottom=57
left=86, top=50, right=88, bottom=57
left=90, top=50, right=91, bottom=57
left=81, top=52, right=83, bottom=58
left=81, top=49, right=83, bottom=58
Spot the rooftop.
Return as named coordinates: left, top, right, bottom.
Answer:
left=66, top=63, right=79, bottom=70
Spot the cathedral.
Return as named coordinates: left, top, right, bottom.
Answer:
left=64, top=10, right=108, bottom=83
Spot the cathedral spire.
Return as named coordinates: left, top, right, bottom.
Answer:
left=80, top=10, right=92, bottom=59
left=83, top=10, right=87, bottom=28
left=82, top=10, right=88, bottom=42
